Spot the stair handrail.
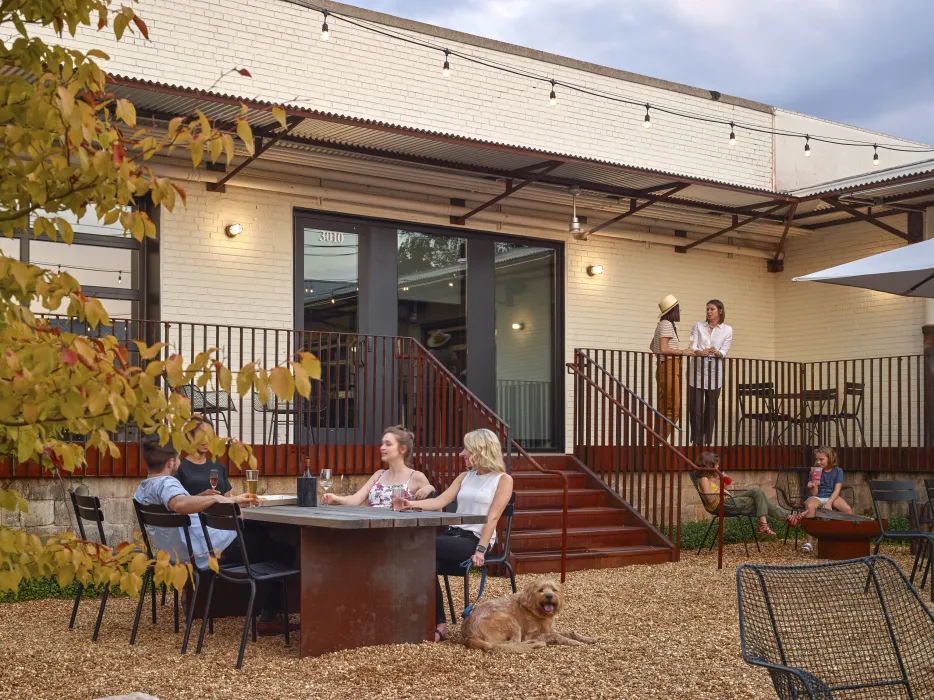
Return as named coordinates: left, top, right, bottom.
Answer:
left=569, top=351, right=727, bottom=569
left=415, top=339, right=569, bottom=582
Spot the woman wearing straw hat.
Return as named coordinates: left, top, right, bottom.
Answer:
left=649, top=295, right=693, bottom=439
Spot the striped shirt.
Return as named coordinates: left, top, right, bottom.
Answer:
left=650, top=320, right=679, bottom=362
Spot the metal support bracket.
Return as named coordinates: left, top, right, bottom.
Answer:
left=450, top=161, right=562, bottom=225
left=206, top=116, right=304, bottom=193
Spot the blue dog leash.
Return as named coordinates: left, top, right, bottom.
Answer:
left=459, top=558, right=487, bottom=619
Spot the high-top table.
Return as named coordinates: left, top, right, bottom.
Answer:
left=241, top=504, right=486, bottom=657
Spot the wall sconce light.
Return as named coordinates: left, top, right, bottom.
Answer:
left=587, top=264, right=604, bottom=276
left=225, top=223, right=243, bottom=238
left=511, top=322, right=525, bottom=331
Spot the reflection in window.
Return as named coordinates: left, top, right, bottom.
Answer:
left=397, top=231, right=467, bottom=381
left=302, top=227, right=358, bottom=333
left=495, top=245, right=556, bottom=449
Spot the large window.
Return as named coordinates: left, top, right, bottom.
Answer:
left=397, top=231, right=467, bottom=381
left=301, top=224, right=359, bottom=333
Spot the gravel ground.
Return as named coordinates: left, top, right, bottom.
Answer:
left=0, top=543, right=924, bottom=700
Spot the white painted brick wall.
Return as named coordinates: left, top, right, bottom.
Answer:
left=774, top=216, right=923, bottom=361
left=24, top=0, right=776, bottom=189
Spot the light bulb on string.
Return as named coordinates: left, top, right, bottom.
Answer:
left=321, top=10, right=330, bottom=40
left=728, top=122, right=736, bottom=146
left=442, top=49, right=450, bottom=77
left=873, top=145, right=880, bottom=166
left=643, top=104, right=651, bottom=129
left=804, top=136, right=811, bottom=158
left=118, top=270, right=122, bottom=285
left=549, top=79, right=557, bottom=106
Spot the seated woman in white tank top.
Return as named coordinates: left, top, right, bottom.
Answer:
left=323, top=426, right=434, bottom=507
left=404, top=428, right=514, bottom=642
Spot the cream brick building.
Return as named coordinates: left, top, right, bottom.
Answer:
left=5, top=0, right=934, bottom=538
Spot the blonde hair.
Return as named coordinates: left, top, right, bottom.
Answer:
left=463, top=429, right=507, bottom=474
left=383, top=425, right=415, bottom=467
left=813, top=446, right=838, bottom=469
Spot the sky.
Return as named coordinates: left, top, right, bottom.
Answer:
left=347, top=0, right=934, bottom=145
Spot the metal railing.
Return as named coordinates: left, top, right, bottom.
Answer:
left=580, top=348, right=929, bottom=472
left=3, top=316, right=569, bottom=578
left=569, top=351, right=726, bottom=566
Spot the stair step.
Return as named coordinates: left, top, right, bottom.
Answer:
left=512, top=507, right=630, bottom=530
left=510, top=455, right=575, bottom=472
left=511, top=470, right=587, bottom=489
left=513, top=545, right=673, bottom=574
left=514, top=488, right=606, bottom=509
left=511, top=526, right=649, bottom=552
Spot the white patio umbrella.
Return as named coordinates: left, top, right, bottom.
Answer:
left=793, top=238, right=934, bottom=297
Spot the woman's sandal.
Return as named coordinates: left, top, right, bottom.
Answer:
left=434, top=629, right=449, bottom=643
left=757, top=523, right=777, bottom=536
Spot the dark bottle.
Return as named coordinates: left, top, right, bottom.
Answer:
left=297, top=458, right=317, bottom=507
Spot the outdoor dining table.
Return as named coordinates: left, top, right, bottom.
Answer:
left=770, top=389, right=837, bottom=445
left=240, top=504, right=487, bottom=657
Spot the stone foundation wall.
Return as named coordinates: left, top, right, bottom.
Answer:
left=1, top=474, right=371, bottom=545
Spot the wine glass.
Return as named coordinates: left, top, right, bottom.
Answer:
left=209, top=469, right=219, bottom=491
left=320, top=468, right=333, bottom=504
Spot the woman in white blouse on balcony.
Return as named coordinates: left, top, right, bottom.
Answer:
left=688, top=300, right=733, bottom=446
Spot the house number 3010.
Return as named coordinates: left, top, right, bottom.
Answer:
left=319, top=231, right=345, bottom=243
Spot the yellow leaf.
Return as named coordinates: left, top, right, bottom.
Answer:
left=272, top=105, right=287, bottom=128
left=236, top=118, right=255, bottom=156
left=218, top=366, right=232, bottom=393
left=268, top=366, right=294, bottom=401
left=54, top=218, right=74, bottom=245
left=165, top=354, right=184, bottom=388
left=292, top=361, right=311, bottom=398
left=236, top=363, right=255, bottom=397
left=299, top=352, right=322, bottom=380
left=116, top=98, right=137, bottom=127
left=134, top=340, right=165, bottom=360
left=208, top=556, right=220, bottom=573
left=173, top=564, right=188, bottom=591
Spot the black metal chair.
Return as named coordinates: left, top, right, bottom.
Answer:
left=836, top=382, right=865, bottom=447
left=688, top=471, right=759, bottom=556
left=442, top=493, right=517, bottom=622
left=735, top=382, right=781, bottom=446
left=68, top=493, right=111, bottom=641
left=737, top=556, right=934, bottom=699
left=917, top=478, right=934, bottom=590
left=195, top=502, right=299, bottom=669
left=179, top=384, right=236, bottom=431
left=869, top=479, right=934, bottom=601
left=774, top=468, right=856, bottom=550
left=130, top=500, right=199, bottom=649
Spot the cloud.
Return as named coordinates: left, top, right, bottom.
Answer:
left=351, top=0, right=934, bottom=144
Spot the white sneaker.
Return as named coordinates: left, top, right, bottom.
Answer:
left=801, top=542, right=813, bottom=554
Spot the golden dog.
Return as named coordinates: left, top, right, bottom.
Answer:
left=462, top=578, right=597, bottom=653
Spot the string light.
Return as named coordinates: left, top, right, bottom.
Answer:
left=302, top=2, right=934, bottom=162
left=804, top=135, right=811, bottom=158
left=117, top=270, right=122, bottom=285
left=873, top=145, right=880, bottom=166
left=442, top=49, right=450, bottom=77
left=728, top=122, right=735, bottom=146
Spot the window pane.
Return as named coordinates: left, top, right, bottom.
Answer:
left=31, top=208, right=128, bottom=238
left=398, top=231, right=467, bottom=381
left=495, top=245, right=556, bottom=449
left=0, top=237, right=18, bottom=259
left=30, top=240, right=131, bottom=288
left=302, top=227, right=358, bottom=333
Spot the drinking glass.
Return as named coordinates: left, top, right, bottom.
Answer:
left=391, top=485, right=405, bottom=511
left=209, top=469, right=219, bottom=490
left=245, top=469, right=259, bottom=496
left=320, top=469, right=333, bottom=503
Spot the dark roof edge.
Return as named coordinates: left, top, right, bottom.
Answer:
left=300, top=0, right=775, bottom=116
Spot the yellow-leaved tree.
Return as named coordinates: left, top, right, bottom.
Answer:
left=0, top=0, right=316, bottom=597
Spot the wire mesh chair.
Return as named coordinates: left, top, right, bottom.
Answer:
left=68, top=493, right=111, bottom=641
left=442, top=493, right=517, bottom=622
left=869, top=480, right=934, bottom=601
left=178, top=384, right=236, bottom=431
left=688, top=471, right=760, bottom=556
left=737, top=556, right=934, bottom=699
